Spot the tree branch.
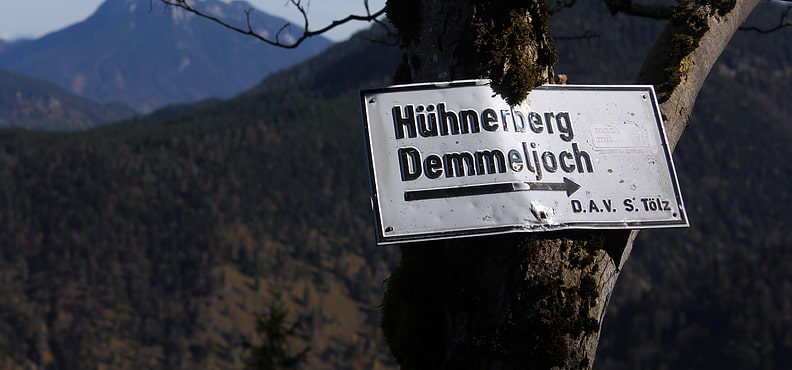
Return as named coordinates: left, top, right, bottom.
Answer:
left=636, top=0, right=762, bottom=149
left=358, top=19, right=400, bottom=47
left=555, top=30, right=600, bottom=40
left=739, top=2, right=792, bottom=33
left=550, top=0, right=578, bottom=14
left=158, top=0, right=386, bottom=49
left=602, top=0, right=675, bottom=19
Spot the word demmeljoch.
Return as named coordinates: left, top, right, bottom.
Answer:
left=391, top=103, right=594, bottom=181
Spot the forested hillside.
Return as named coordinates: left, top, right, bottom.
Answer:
left=0, top=68, right=134, bottom=130
left=0, top=31, right=400, bottom=368
left=0, top=1, right=788, bottom=369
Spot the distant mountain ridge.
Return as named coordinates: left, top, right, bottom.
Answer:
left=0, top=0, right=332, bottom=113
left=0, top=68, right=135, bottom=130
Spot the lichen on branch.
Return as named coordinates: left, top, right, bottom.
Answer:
left=659, top=0, right=737, bottom=99
left=386, top=0, right=557, bottom=105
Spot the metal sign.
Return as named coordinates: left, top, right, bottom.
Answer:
left=360, top=80, right=688, bottom=245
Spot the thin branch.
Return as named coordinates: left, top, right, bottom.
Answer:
left=359, top=19, right=400, bottom=47
left=602, top=0, right=675, bottom=19
left=550, top=0, right=578, bottom=14
left=158, top=0, right=387, bottom=49
left=555, top=30, right=600, bottom=40
left=739, top=3, right=792, bottom=33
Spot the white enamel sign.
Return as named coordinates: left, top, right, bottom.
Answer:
left=360, top=80, right=688, bottom=245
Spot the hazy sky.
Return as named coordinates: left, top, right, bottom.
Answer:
left=0, top=0, right=386, bottom=42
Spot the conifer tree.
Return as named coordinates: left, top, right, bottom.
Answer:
left=240, top=301, right=310, bottom=370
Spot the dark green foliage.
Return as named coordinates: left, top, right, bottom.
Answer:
left=599, top=237, right=792, bottom=370
left=240, top=300, right=310, bottom=370
left=0, top=29, right=401, bottom=368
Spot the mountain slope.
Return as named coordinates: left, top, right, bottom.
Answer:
left=0, top=27, right=400, bottom=369
left=0, top=0, right=331, bottom=113
left=0, top=68, right=135, bottom=130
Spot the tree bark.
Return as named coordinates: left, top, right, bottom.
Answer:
left=381, top=1, right=759, bottom=369
left=638, top=0, right=761, bottom=149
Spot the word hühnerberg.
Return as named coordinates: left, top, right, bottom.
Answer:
left=392, top=103, right=595, bottom=181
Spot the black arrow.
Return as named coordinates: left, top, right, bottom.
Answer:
left=403, top=177, right=581, bottom=201
left=523, top=177, right=581, bottom=197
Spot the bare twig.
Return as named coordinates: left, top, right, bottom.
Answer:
left=551, top=0, right=578, bottom=14
left=739, top=3, right=792, bottom=33
left=602, top=0, right=675, bottom=19
left=158, top=0, right=387, bottom=49
left=360, top=19, right=400, bottom=47
left=555, top=30, right=600, bottom=40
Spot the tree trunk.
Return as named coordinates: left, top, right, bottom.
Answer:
left=381, top=0, right=759, bottom=369
left=383, top=231, right=635, bottom=369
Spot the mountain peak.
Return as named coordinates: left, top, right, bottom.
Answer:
left=0, top=0, right=332, bottom=113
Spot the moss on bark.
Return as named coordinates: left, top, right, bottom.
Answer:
left=660, top=0, right=737, bottom=99
left=386, top=0, right=557, bottom=103
left=469, top=1, right=557, bottom=105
